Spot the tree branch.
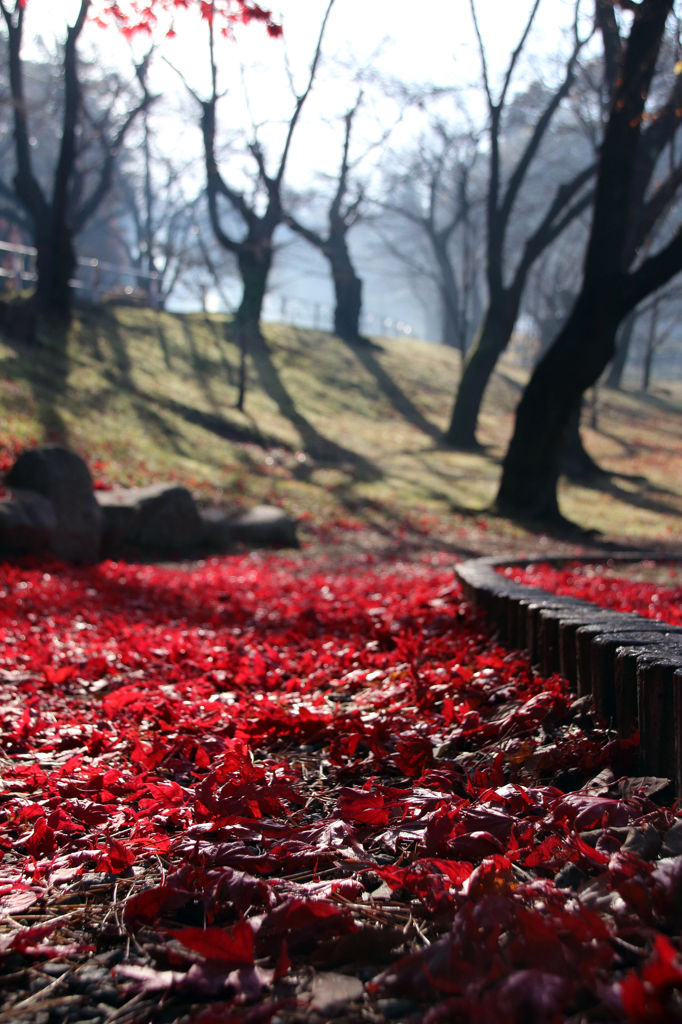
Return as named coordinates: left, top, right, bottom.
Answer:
left=74, top=70, right=155, bottom=233
left=595, top=0, right=623, bottom=103
left=514, top=186, right=594, bottom=291
left=285, top=213, right=326, bottom=251
left=52, top=0, right=91, bottom=228
left=499, top=27, right=589, bottom=229
left=275, top=0, right=335, bottom=185
left=498, top=0, right=542, bottom=111
left=625, top=160, right=682, bottom=265
left=626, top=220, right=682, bottom=310
left=469, top=0, right=493, bottom=110
left=5, top=0, right=48, bottom=222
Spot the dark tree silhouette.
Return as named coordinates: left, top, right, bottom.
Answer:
left=444, top=0, right=595, bottom=449
left=286, top=93, right=368, bottom=342
left=497, top=0, right=682, bottom=521
left=194, top=1, right=333, bottom=408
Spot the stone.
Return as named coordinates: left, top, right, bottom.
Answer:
left=0, top=488, right=56, bottom=553
left=95, top=490, right=139, bottom=552
left=97, top=483, right=203, bottom=551
left=229, top=505, right=298, bottom=548
left=200, top=507, right=233, bottom=552
left=6, top=446, right=103, bottom=562
left=309, top=972, right=364, bottom=1014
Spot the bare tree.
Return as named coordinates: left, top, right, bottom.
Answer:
left=179, top=0, right=334, bottom=408
left=115, top=110, right=205, bottom=309
left=444, top=0, right=596, bottom=449
left=0, top=0, right=152, bottom=325
left=285, top=92, right=371, bottom=343
left=377, top=120, right=482, bottom=354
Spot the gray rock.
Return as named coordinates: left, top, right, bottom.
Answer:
left=0, top=488, right=56, bottom=552
left=97, top=483, right=203, bottom=551
left=200, top=507, right=233, bottom=552
left=310, top=972, right=364, bottom=1014
left=229, top=505, right=298, bottom=548
left=5, top=446, right=103, bottom=562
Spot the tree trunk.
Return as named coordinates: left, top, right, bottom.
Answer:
left=441, top=294, right=460, bottom=349
left=234, top=245, right=272, bottom=411
left=496, top=0, right=678, bottom=522
left=34, top=218, right=76, bottom=321
left=329, top=244, right=363, bottom=341
left=496, top=283, right=622, bottom=520
left=35, top=2, right=88, bottom=323
left=432, top=235, right=461, bottom=351
left=642, top=296, right=659, bottom=391
left=605, top=309, right=636, bottom=389
left=560, top=398, right=605, bottom=480
left=444, top=291, right=518, bottom=448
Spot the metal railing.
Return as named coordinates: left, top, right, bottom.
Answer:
left=0, top=239, right=159, bottom=303
left=261, top=293, right=418, bottom=338
left=0, top=239, right=422, bottom=334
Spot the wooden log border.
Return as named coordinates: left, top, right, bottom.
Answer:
left=455, top=553, right=682, bottom=792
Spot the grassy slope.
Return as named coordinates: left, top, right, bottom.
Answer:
left=0, top=304, right=680, bottom=554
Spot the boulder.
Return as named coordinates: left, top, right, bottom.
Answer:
left=0, top=489, right=57, bottom=553
left=229, top=505, right=298, bottom=548
left=6, top=446, right=103, bottom=562
left=97, top=483, right=203, bottom=551
left=199, top=507, right=233, bottom=552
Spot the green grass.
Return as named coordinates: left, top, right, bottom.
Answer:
left=0, top=305, right=680, bottom=553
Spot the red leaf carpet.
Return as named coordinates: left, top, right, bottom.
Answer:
left=0, top=554, right=681, bottom=1022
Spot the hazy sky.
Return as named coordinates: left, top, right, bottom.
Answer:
left=23, top=0, right=595, bottom=176
left=22, top=0, right=589, bottom=80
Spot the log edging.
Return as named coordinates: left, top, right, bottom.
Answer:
left=455, top=553, right=682, bottom=792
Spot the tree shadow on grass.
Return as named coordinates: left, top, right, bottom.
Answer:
left=204, top=316, right=238, bottom=392
left=99, top=308, right=135, bottom=392
left=179, top=318, right=224, bottom=418
left=570, top=472, right=682, bottom=522
left=93, top=315, right=299, bottom=452
left=152, top=394, right=275, bottom=448
left=97, top=313, right=249, bottom=456
left=340, top=337, right=443, bottom=442
left=96, top=314, right=379, bottom=482
left=22, top=316, right=71, bottom=444
left=629, top=387, right=682, bottom=417
left=248, top=328, right=381, bottom=483
left=130, top=399, right=186, bottom=456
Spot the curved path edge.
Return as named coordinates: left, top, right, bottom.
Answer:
left=455, top=553, right=682, bottom=794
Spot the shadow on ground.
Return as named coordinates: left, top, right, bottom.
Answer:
left=246, top=328, right=382, bottom=483
left=340, top=337, right=443, bottom=442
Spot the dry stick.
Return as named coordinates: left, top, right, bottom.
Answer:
left=0, top=995, right=83, bottom=1022
left=411, top=916, right=432, bottom=946
left=101, top=992, right=146, bottom=1024
left=280, top=860, right=369, bottom=883
left=0, top=970, right=75, bottom=1022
